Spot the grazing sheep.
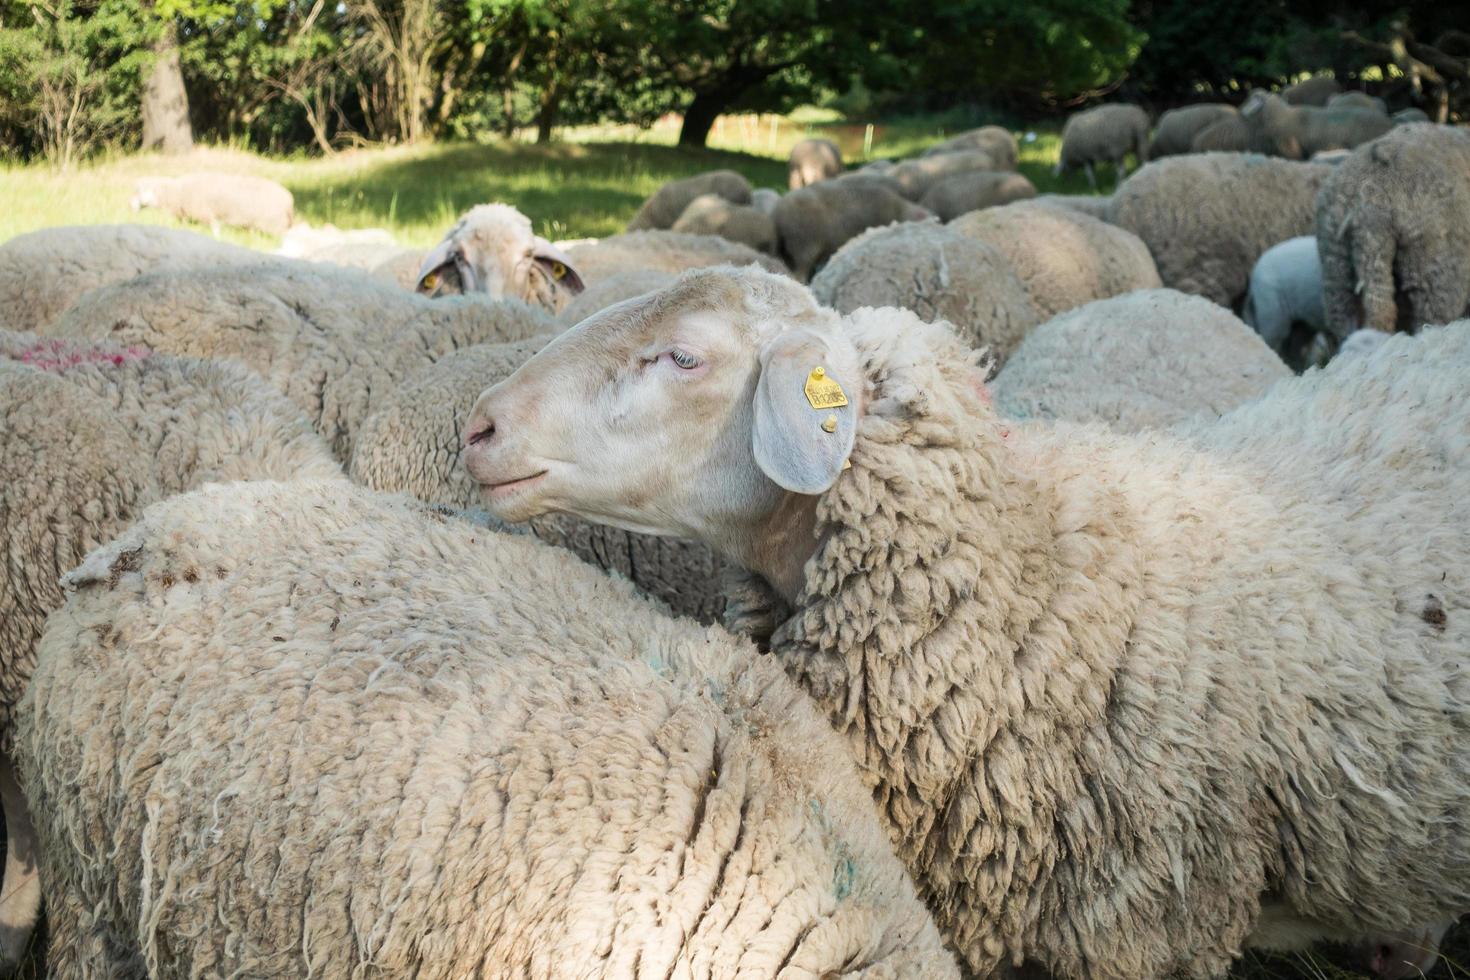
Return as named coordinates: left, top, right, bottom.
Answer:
left=1391, top=107, right=1431, bottom=125
left=1242, top=236, right=1327, bottom=353
left=1149, top=104, right=1239, bottom=158
left=787, top=137, right=843, bottom=189
left=1190, top=115, right=1251, bottom=152
left=43, top=262, right=553, bottom=461
left=750, top=187, right=781, bottom=215
left=411, top=204, right=586, bottom=314
left=919, top=171, right=1037, bottom=221
left=461, top=265, right=1470, bottom=980
left=888, top=150, right=1004, bottom=200
left=809, top=220, right=1041, bottom=357
left=0, top=224, right=259, bottom=333
left=627, top=169, right=753, bottom=231
left=1055, top=104, right=1151, bottom=189
left=1240, top=91, right=1393, bottom=160
left=556, top=269, right=675, bottom=326
left=671, top=193, right=778, bottom=254
left=1282, top=74, right=1342, bottom=106
left=349, top=339, right=726, bottom=622
left=565, top=230, right=788, bottom=283
left=130, top=173, right=295, bottom=236
left=949, top=199, right=1162, bottom=319
left=18, top=479, right=961, bottom=979
left=773, top=175, right=931, bottom=281
left=1315, top=123, right=1470, bottom=336
left=1109, top=153, right=1333, bottom=307
left=1327, top=91, right=1388, bottom=114
left=992, top=289, right=1290, bottom=431
left=921, top=126, right=1019, bottom=170
left=1034, top=193, right=1113, bottom=221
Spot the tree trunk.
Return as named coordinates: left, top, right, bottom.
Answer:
left=535, top=86, right=559, bottom=143
left=678, top=89, right=732, bottom=147
left=141, top=22, right=193, bottom=154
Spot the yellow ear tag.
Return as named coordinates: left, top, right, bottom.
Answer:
left=551, top=261, right=567, bottom=280
left=421, top=271, right=439, bottom=290
left=804, top=365, right=848, bottom=410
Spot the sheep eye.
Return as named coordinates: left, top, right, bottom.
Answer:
left=669, top=349, right=700, bottom=370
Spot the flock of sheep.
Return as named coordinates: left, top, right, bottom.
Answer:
left=0, top=81, right=1467, bottom=979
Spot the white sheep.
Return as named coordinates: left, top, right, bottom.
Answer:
left=788, top=137, right=843, bottom=189
left=1242, top=235, right=1327, bottom=353
left=888, top=151, right=1003, bottom=200
left=130, top=173, right=296, bottom=236
left=413, top=203, right=587, bottom=312
left=919, top=171, right=1037, bottom=221
left=460, top=265, right=1470, bottom=980
left=565, top=229, right=789, bottom=282
left=1055, top=104, right=1151, bottom=189
left=921, top=126, right=1019, bottom=170
left=773, top=175, right=932, bottom=281
left=18, top=479, right=961, bottom=978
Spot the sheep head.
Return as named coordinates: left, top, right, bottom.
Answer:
left=416, top=203, right=585, bottom=313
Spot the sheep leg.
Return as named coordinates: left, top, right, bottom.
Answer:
left=0, top=753, right=39, bottom=972
left=1083, top=162, right=1097, bottom=192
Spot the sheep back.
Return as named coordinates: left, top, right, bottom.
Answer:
left=670, top=194, right=778, bottom=254
left=1149, top=104, right=1238, bottom=158
left=921, top=126, right=1019, bottom=170
left=565, top=230, right=787, bottom=283
left=626, top=170, right=753, bottom=231
left=920, top=171, right=1037, bottom=222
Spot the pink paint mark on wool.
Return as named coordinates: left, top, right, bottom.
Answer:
left=15, top=338, right=151, bottom=373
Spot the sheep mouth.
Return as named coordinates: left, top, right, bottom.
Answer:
left=483, top=470, right=548, bottom=498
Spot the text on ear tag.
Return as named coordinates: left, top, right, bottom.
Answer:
left=804, top=365, right=848, bottom=410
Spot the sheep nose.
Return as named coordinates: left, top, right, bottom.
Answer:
left=463, top=407, right=498, bottom=449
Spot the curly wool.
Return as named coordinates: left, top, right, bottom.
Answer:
left=724, top=307, right=1470, bottom=979
left=42, top=261, right=553, bottom=461
left=1110, top=153, right=1333, bottom=307
left=566, top=230, right=788, bottom=283
left=18, top=480, right=959, bottom=979
left=991, top=289, right=1290, bottom=432
left=349, top=339, right=728, bottom=622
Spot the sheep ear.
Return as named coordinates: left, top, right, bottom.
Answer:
left=751, top=329, right=859, bottom=495
left=532, top=236, right=586, bottom=295
left=416, top=239, right=461, bottom=295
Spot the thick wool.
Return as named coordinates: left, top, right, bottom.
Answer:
left=1148, top=104, right=1239, bottom=158
left=809, top=221, right=1042, bottom=358
left=17, top=480, right=960, bottom=979
left=1191, top=116, right=1250, bottom=152
left=566, top=230, right=788, bottom=283
left=1033, top=194, right=1112, bottom=221
left=1315, top=123, right=1470, bottom=336
left=1109, top=153, right=1333, bottom=307
left=949, top=200, right=1162, bottom=320
left=921, top=126, right=1019, bottom=170
left=992, top=289, right=1290, bottom=432
left=132, top=173, right=295, bottom=236
left=349, top=339, right=728, bottom=622
left=672, top=194, right=779, bottom=254
left=0, top=224, right=260, bottom=333
left=627, top=170, right=753, bottom=231
left=919, top=172, right=1037, bottom=222
left=788, top=138, right=844, bottom=189
left=557, top=269, right=676, bottom=326
left=772, top=176, right=931, bottom=281
left=43, top=261, right=553, bottom=461
left=723, top=308, right=1470, bottom=979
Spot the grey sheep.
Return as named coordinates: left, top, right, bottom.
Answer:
left=1056, top=104, right=1151, bottom=189
left=18, top=479, right=961, bottom=978
left=919, top=171, right=1037, bottom=221
left=772, top=175, right=931, bottom=281
left=787, top=137, right=843, bottom=189
left=1392, top=107, right=1431, bottom=125
left=888, top=150, right=1005, bottom=200
left=130, top=173, right=295, bottom=236
left=1242, top=235, right=1327, bottom=354
left=626, top=169, right=752, bottom=230
left=1240, top=91, right=1392, bottom=160
left=671, top=193, right=778, bottom=254
left=1327, top=91, right=1388, bottom=114
left=1109, top=153, right=1334, bottom=307
left=749, top=187, right=781, bottom=215
left=921, top=125, right=1019, bottom=170
left=1149, top=103, right=1239, bottom=157
left=1282, top=74, right=1341, bottom=106
left=565, top=229, right=788, bottom=282
left=1315, top=123, right=1470, bottom=336
left=1190, top=115, right=1251, bottom=152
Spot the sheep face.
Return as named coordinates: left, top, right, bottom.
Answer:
left=416, top=203, right=585, bottom=312
left=461, top=266, right=861, bottom=567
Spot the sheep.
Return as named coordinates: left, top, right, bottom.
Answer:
left=750, top=187, right=781, bottom=215
left=349, top=338, right=727, bottom=622
left=1055, top=104, right=1151, bottom=189
left=1316, top=123, right=1470, bottom=337
left=1282, top=74, right=1341, bottom=106
left=460, top=264, right=1470, bottom=980
left=565, top=230, right=788, bottom=283
left=772, top=175, right=931, bottom=281
left=918, top=171, right=1037, bottom=221
left=556, top=269, right=675, bottom=326
left=274, top=222, right=396, bottom=259
left=0, top=331, right=340, bottom=969
left=1109, top=153, right=1334, bottom=307
left=17, top=478, right=961, bottom=979
left=1190, top=115, right=1251, bottom=152
left=1239, top=91, right=1393, bottom=160
left=1242, top=235, right=1327, bottom=354
left=1034, top=193, right=1113, bottom=221
left=0, top=224, right=260, bottom=333
left=991, top=289, right=1290, bottom=432
left=949, top=199, right=1162, bottom=319
left=1391, top=107, right=1431, bottom=125
left=304, top=240, right=411, bottom=271
left=671, top=193, right=779, bottom=254
left=42, top=261, right=554, bottom=461
left=809, top=220, right=1041, bottom=357
left=1327, top=91, right=1388, bottom=114
left=130, top=173, right=295, bottom=236
left=788, top=137, right=843, bottom=189
left=412, top=204, right=586, bottom=313
left=921, top=125, right=1019, bottom=170
left=1148, top=103, right=1239, bottom=158
left=627, top=169, right=753, bottom=231
left=888, top=150, right=1003, bottom=200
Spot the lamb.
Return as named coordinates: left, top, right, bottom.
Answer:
left=921, top=125, right=1019, bottom=170
left=565, top=229, right=788, bottom=282
left=671, top=193, right=778, bottom=254
left=1148, top=103, right=1239, bottom=157
left=809, top=220, right=1042, bottom=357
left=888, top=151, right=1003, bottom=200
left=1239, top=91, right=1393, bottom=159
left=772, top=175, right=931, bottom=281
left=918, top=171, right=1037, bottom=221
left=130, top=173, right=296, bottom=236
left=0, top=331, right=340, bottom=969
left=1055, top=104, right=1151, bottom=189
left=991, top=289, right=1290, bottom=432
left=1190, top=115, right=1251, bottom=152
left=627, top=169, right=753, bottom=230
left=460, top=264, right=1470, bottom=980
left=1109, top=153, right=1334, bottom=307
left=1315, top=123, right=1470, bottom=336
left=412, top=203, right=586, bottom=312
left=42, top=261, right=554, bottom=461
left=788, top=137, right=843, bottom=189
left=556, top=269, right=675, bottom=326
left=949, top=199, right=1162, bottom=319
left=1282, top=74, right=1342, bottom=106
left=17, top=479, right=960, bottom=978
left=1327, top=91, right=1388, bottom=114
left=1242, top=235, right=1327, bottom=354
left=0, top=224, right=260, bottom=332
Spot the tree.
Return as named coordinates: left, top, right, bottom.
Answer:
left=140, top=17, right=191, bottom=152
